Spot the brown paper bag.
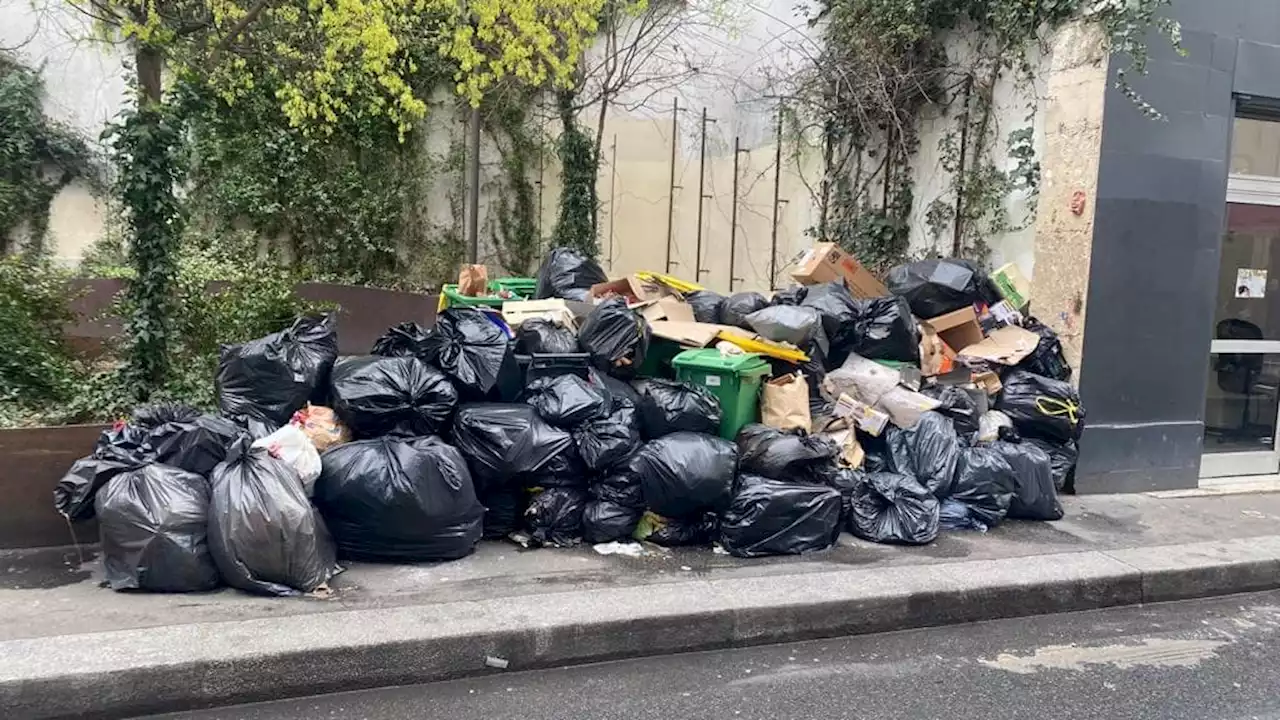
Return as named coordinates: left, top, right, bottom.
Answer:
left=761, top=373, right=811, bottom=432
left=458, top=264, right=488, bottom=296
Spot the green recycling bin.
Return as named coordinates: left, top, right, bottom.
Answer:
left=672, top=349, right=772, bottom=440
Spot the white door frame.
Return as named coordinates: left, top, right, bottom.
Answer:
left=1201, top=173, right=1280, bottom=478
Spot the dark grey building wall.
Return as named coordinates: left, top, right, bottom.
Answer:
left=1076, top=0, right=1280, bottom=493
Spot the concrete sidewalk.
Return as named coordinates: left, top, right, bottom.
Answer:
left=4, top=491, right=1280, bottom=719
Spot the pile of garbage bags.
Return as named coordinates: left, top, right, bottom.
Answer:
left=54, top=246, right=1087, bottom=598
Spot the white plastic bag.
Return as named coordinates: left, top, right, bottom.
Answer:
left=977, top=410, right=1014, bottom=443
left=251, top=424, right=322, bottom=496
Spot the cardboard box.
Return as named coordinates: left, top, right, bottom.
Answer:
left=917, top=320, right=954, bottom=376
left=991, top=263, right=1031, bottom=310
left=833, top=393, right=890, bottom=437
left=589, top=275, right=672, bottom=303
left=648, top=320, right=730, bottom=347
left=790, top=243, right=889, bottom=298
left=926, top=306, right=985, bottom=354
left=958, top=325, right=1040, bottom=366
left=634, top=297, right=695, bottom=323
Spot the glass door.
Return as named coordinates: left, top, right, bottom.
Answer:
left=1202, top=110, right=1280, bottom=478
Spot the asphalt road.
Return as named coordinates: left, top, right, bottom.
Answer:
left=145, top=590, right=1280, bottom=720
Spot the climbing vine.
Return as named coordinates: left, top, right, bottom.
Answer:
left=0, top=54, right=98, bottom=254
left=796, top=0, right=1181, bottom=267
left=485, top=95, right=546, bottom=275
left=553, top=89, right=599, bottom=258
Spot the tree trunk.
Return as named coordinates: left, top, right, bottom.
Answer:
left=136, top=46, right=163, bottom=105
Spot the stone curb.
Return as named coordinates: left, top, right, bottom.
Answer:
left=6, top=536, right=1280, bottom=720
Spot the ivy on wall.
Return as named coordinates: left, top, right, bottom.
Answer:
left=0, top=54, right=98, bottom=255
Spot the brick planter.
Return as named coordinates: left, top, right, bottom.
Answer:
left=0, top=425, right=107, bottom=549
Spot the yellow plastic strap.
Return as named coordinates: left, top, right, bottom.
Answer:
left=1034, top=396, right=1080, bottom=426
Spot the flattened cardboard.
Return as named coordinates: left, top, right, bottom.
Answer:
left=926, top=306, right=984, bottom=354
left=790, top=242, right=889, bottom=298
left=958, top=325, right=1040, bottom=366
left=590, top=275, right=672, bottom=303
left=649, top=320, right=730, bottom=347
left=634, top=296, right=695, bottom=323
left=502, top=299, right=584, bottom=329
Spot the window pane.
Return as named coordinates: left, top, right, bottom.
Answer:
left=1205, top=352, right=1280, bottom=454
left=1231, top=117, right=1280, bottom=177
left=1214, top=203, right=1280, bottom=339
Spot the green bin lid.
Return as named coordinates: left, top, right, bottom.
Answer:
left=672, top=348, right=771, bottom=376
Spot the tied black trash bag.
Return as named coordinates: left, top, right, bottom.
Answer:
left=745, top=305, right=824, bottom=348
left=921, top=384, right=981, bottom=440
left=995, top=439, right=1064, bottom=521
left=420, top=308, right=516, bottom=399
left=939, top=498, right=989, bottom=532
left=891, top=412, right=962, bottom=498
left=95, top=464, right=221, bottom=592
left=535, top=247, right=609, bottom=301
left=685, top=290, right=727, bottom=324
left=208, top=440, right=338, bottom=596
left=574, top=401, right=642, bottom=472
left=525, top=487, right=588, bottom=547
left=522, top=374, right=609, bottom=428
left=451, top=404, right=577, bottom=483
left=885, top=258, right=1001, bottom=318
left=514, top=318, right=579, bottom=355
left=55, top=455, right=141, bottom=520
left=721, top=291, right=770, bottom=329
left=800, top=282, right=860, bottom=363
left=634, top=511, right=718, bottom=547
left=1027, top=438, right=1078, bottom=492
left=583, top=500, right=643, bottom=543
left=720, top=475, right=842, bottom=558
left=330, top=355, right=459, bottom=438
left=846, top=472, right=940, bottom=545
left=590, top=470, right=645, bottom=508
left=217, top=314, right=339, bottom=433
left=370, top=322, right=431, bottom=357
left=634, top=378, right=721, bottom=438
left=948, top=445, right=1017, bottom=529
left=735, top=424, right=841, bottom=484
left=314, top=436, right=484, bottom=561
left=771, top=285, right=808, bottom=306
left=852, top=296, right=920, bottom=363
left=1018, top=316, right=1072, bottom=382
left=143, top=414, right=245, bottom=478
left=996, top=369, right=1085, bottom=443
left=632, top=432, right=738, bottom=518
left=578, top=298, right=650, bottom=378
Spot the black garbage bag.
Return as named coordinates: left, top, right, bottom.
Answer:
left=478, top=486, right=525, bottom=540
left=632, top=432, right=737, bottom=518
left=685, top=290, right=726, bottom=324
left=55, top=453, right=144, bottom=521
left=371, top=322, right=431, bottom=357
left=95, top=463, right=221, bottom=592
left=994, top=440, right=1064, bottom=521
left=93, top=421, right=153, bottom=463
left=720, top=475, right=842, bottom=558
left=1027, top=438, right=1078, bottom=492
left=217, top=314, right=339, bottom=431
left=451, top=404, right=576, bottom=483
left=771, top=285, right=808, bottom=306
left=522, top=373, right=609, bottom=428
left=921, top=384, right=981, bottom=440
left=1018, top=317, right=1072, bottom=382
left=846, top=472, right=939, bottom=545
left=745, top=305, right=824, bottom=347
left=330, top=355, right=458, bottom=438
left=590, top=470, right=645, bottom=508
left=574, top=402, right=642, bottom=472
left=420, top=308, right=516, bottom=399
left=531, top=443, right=590, bottom=489
left=852, top=296, right=919, bottom=363
left=535, top=247, right=609, bottom=302
left=948, top=445, right=1017, bottom=529
left=514, top=318, right=579, bottom=355
left=208, top=440, right=338, bottom=596
left=314, top=436, right=484, bottom=561
left=582, top=500, right=643, bottom=543
left=801, top=282, right=859, bottom=349
left=721, top=291, right=770, bottom=329
left=939, top=498, right=989, bottom=532
left=634, top=378, right=721, bottom=438
left=577, top=298, right=650, bottom=378
left=634, top=511, right=718, bottom=547
left=735, top=424, right=841, bottom=484
left=996, top=369, right=1085, bottom=443
left=143, top=413, right=245, bottom=478
left=886, top=258, right=1001, bottom=318
left=591, top=367, right=641, bottom=407
left=524, top=487, right=587, bottom=547
left=905, top=412, right=963, bottom=498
